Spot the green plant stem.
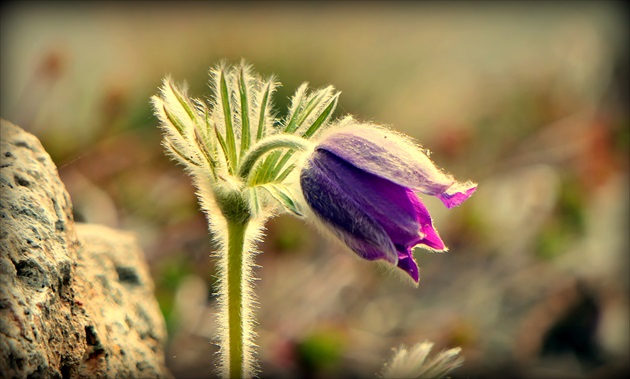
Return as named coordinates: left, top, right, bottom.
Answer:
left=227, top=220, right=247, bottom=379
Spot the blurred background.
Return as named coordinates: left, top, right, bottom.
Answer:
left=1, top=2, right=628, bottom=378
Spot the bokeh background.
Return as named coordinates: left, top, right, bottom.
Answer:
left=2, top=2, right=628, bottom=378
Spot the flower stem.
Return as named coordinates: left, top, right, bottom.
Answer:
left=226, top=220, right=247, bottom=379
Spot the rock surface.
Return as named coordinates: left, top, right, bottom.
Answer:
left=0, top=120, right=169, bottom=378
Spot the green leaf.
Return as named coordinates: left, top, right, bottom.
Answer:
left=194, top=127, right=218, bottom=180
left=257, top=183, right=303, bottom=216
left=210, top=111, right=230, bottom=169
left=284, top=86, right=338, bottom=137
left=166, top=140, right=200, bottom=167
left=220, top=69, right=238, bottom=173
left=283, top=83, right=308, bottom=134
left=252, top=150, right=281, bottom=184
left=163, top=105, right=187, bottom=136
left=256, top=80, right=272, bottom=141
left=168, top=81, right=197, bottom=122
left=268, top=150, right=294, bottom=180
left=264, top=94, right=339, bottom=182
left=239, top=66, right=251, bottom=157
left=201, top=101, right=212, bottom=137
left=302, top=93, right=339, bottom=138
left=238, top=134, right=310, bottom=181
left=254, top=85, right=317, bottom=184
left=284, top=92, right=319, bottom=133
left=275, top=163, right=296, bottom=183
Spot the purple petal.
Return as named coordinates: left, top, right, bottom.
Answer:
left=301, top=149, right=449, bottom=280
left=312, top=150, right=440, bottom=247
left=300, top=156, right=398, bottom=264
left=398, top=186, right=446, bottom=251
left=437, top=183, right=477, bottom=208
left=317, top=124, right=476, bottom=206
left=418, top=223, right=446, bottom=251
left=397, top=248, right=420, bottom=283
left=311, top=150, right=447, bottom=252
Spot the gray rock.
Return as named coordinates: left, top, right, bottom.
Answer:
left=0, top=120, right=170, bottom=379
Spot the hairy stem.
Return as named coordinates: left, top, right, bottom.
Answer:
left=226, top=220, right=247, bottom=379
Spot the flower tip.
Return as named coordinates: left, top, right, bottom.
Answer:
left=438, top=182, right=477, bottom=209
left=419, top=224, right=447, bottom=251
left=397, top=256, right=420, bottom=283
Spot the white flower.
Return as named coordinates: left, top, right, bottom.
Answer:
left=381, top=341, right=464, bottom=379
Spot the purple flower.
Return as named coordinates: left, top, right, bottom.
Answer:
left=299, top=124, right=476, bottom=283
